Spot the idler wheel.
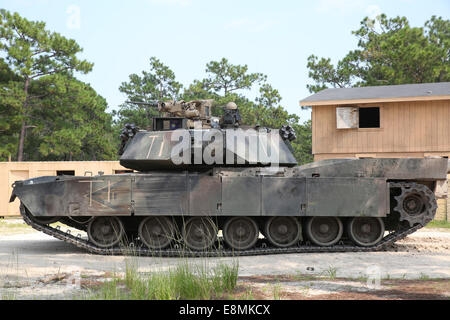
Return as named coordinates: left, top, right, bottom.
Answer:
left=264, top=216, right=301, bottom=248
left=21, top=204, right=60, bottom=225
left=347, top=217, right=385, bottom=247
left=182, top=217, right=217, bottom=251
left=138, top=216, right=175, bottom=250
left=30, top=216, right=60, bottom=225
left=87, top=217, right=125, bottom=248
left=305, top=217, right=343, bottom=246
left=223, top=217, right=259, bottom=250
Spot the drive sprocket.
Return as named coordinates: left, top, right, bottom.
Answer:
left=392, top=182, right=437, bottom=227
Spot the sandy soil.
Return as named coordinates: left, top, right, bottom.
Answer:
left=235, top=276, right=450, bottom=300
left=0, top=225, right=449, bottom=299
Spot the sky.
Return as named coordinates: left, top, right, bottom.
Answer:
left=1, top=0, right=449, bottom=122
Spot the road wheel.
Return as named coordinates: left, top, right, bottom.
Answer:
left=139, top=216, right=175, bottom=250
left=182, top=217, right=217, bottom=251
left=347, top=217, right=385, bottom=247
left=87, top=216, right=124, bottom=248
left=305, top=217, right=343, bottom=246
left=223, top=217, right=259, bottom=250
left=264, top=216, right=301, bottom=248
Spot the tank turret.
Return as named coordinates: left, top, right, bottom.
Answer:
left=119, top=100, right=298, bottom=171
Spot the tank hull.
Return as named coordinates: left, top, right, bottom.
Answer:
left=11, top=158, right=447, bottom=218
left=10, top=157, right=448, bottom=254
left=13, top=173, right=389, bottom=218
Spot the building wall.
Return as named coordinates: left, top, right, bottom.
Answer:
left=436, top=198, right=448, bottom=221
left=448, top=196, right=450, bottom=222
left=312, top=100, right=450, bottom=222
left=314, top=152, right=450, bottom=161
left=0, top=161, right=130, bottom=216
left=312, top=100, right=450, bottom=155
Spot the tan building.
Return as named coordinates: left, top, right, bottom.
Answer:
left=300, top=82, right=450, bottom=221
left=0, top=161, right=131, bottom=217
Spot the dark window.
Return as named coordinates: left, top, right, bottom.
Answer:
left=57, top=170, right=75, bottom=176
left=359, top=107, right=380, bottom=128
left=153, top=118, right=184, bottom=131
left=114, top=170, right=133, bottom=174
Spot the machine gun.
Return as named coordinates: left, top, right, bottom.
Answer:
left=127, top=100, right=213, bottom=119
left=127, top=99, right=245, bottom=130
left=127, top=99, right=218, bottom=129
left=126, top=101, right=159, bottom=108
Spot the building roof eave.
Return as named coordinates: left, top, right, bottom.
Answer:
left=299, top=95, right=450, bottom=107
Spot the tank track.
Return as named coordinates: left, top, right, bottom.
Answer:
left=19, top=212, right=423, bottom=257
left=19, top=182, right=432, bottom=257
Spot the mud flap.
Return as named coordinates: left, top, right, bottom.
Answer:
left=9, top=193, right=16, bottom=202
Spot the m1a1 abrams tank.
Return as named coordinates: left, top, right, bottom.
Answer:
left=10, top=99, right=449, bottom=256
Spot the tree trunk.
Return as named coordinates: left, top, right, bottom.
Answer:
left=17, top=120, right=26, bottom=162
left=17, top=77, right=30, bottom=162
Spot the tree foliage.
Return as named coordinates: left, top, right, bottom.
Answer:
left=203, top=58, right=266, bottom=96
left=0, top=10, right=93, bottom=79
left=0, top=9, right=94, bottom=161
left=24, top=75, right=116, bottom=160
left=0, top=71, right=117, bottom=161
left=0, top=58, right=24, bottom=159
left=0, top=10, right=115, bottom=161
left=114, top=57, right=183, bottom=130
left=306, top=14, right=450, bottom=94
left=182, top=58, right=312, bottom=164
left=0, top=10, right=314, bottom=164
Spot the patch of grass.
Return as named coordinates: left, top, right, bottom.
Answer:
left=299, top=283, right=311, bottom=296
left=426, top=220, right=450, bottom=229
left=272, top=283, right=282, bottom=300
left=293, top=272, right=316, bottom=281
left=98, top=276, right=124, bottom=300
left=293, top=267, right=338, bottom=281
left=322, top=266, right=338, bottom=279
left=355, top=275, right=368, bottom=282
left=215, top=263, right=239, bottom=293
left=418, top=273, right=430, bottom=281
left=238, top=286, right=254, bottom=300
left=84, top=260, right=239, bottom=300
left=1, top=291, right=17, bottom=300
left=0, top=219, right=34, bottom=235
left=0, top=218, right=83, bottom=236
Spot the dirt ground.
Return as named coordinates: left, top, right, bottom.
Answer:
left=0, top=219, right=449, bottom=300
left=235, top=276, right=450, bottom=300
